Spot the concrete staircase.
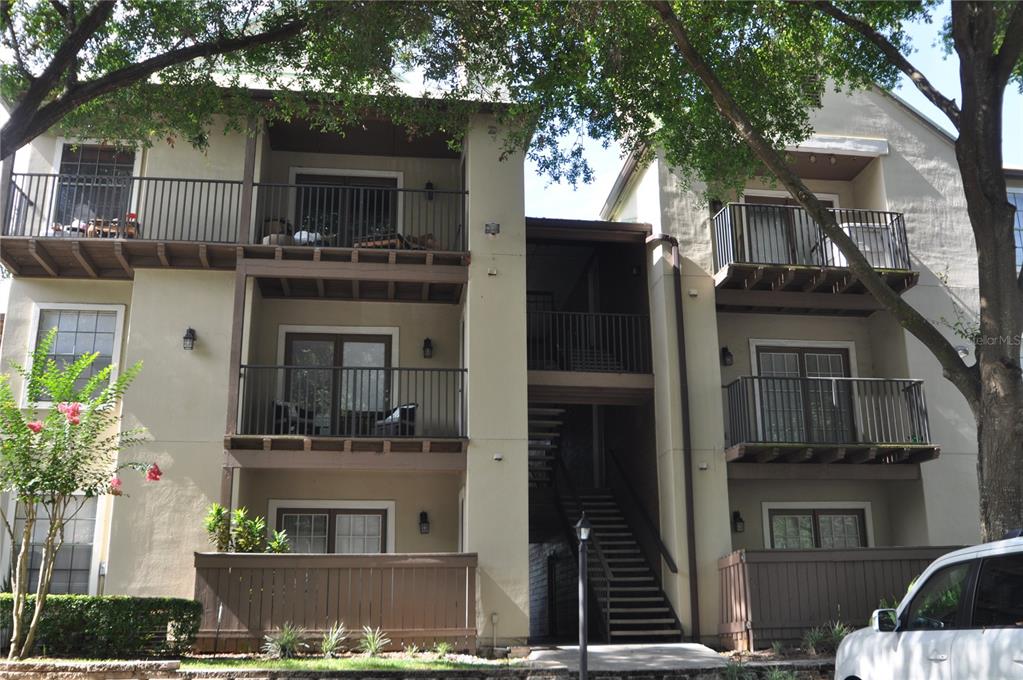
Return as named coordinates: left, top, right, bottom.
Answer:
left=560, top=490, right=684, bottom=642
left=528, top=407, right=564, bottom=488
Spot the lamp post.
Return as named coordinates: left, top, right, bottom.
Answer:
left=575, top=513, right=592, bottom=680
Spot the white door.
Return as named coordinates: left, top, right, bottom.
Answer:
left=951, top=553, right=1023, bottom=679
left=892, top=561, right=973, bottom=680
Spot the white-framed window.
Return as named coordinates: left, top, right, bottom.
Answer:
left=762, top=501, right=874, bottom=549
left=268, top=500, right=396, bottom=554
left=26, top=303, right=125, bottom=406
left=1010, top=190, right=1023, bottom=269
left=12, top=496, right=98, bottom=594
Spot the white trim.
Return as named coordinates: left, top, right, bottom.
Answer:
left=748, top=338, right=858, bottom=377
left=24, top=302, right=127, bottom=408
left=285, top=167, right=404, bottom=238
left=787, top=135, right=890, bottom=158
left=275, top=325, right=400, bottom=367
left=741, top=188, right=842, bottom=210
left=761, top=500, right=875, bottom=549
left=1, top=492, right=107, bottom=595
left=267, top=499, right=396, bottom=553
left=51, top=136, right=144, bottom=178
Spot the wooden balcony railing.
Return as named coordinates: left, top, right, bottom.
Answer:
left=3, top=173, right=467, bottom=251
left=238, top=365, right=466, bottom=438
left=253, top=182, right=465, bottom=251
left=724, top=376, right=930, bottom=448
left=527, top=311, right=652, bottom=373
left=193, top=552, right=477, bottom=652
left=712, top=202, right=912, bottom=271
left=718, top=546, right=956, bottom=650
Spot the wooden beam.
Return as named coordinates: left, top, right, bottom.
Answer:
left=0, top=158, right=13, bottom=230
left=743, top=266, right=766, bottom=289
left=836, top=274, right=859, bottom=294
left=816, top=447, right=847, bottom=464
left=716, top=289, right=883, bottom=313
left=224, top=268, right=247, bottom=435
left=803, top=271, right=828, bottom=292
left=113, top=242, right=134, bottom=277
left=783, top=447, right=814, bottom=463
left=70, top=241, right=97, bottom=278
left=238, top=122, right=257, bottom=244
left=28, top=240, right=58, bottom=276
left=728, top=461, right=921, bottom=481
left=157, top=243, right=170, bottom=266
left=755, top=448, right=780, bottom=463
left=0, top=254, right=20, bottom=276
left=198, top=243, right=210, bottom=268
left=771, top=267, right=796, bottom=291
left=847, top=447, right=878, bottom=464
left=220, top=467, right=235, bottom=510
left=316, top=278, right=325, bottom=297
left=243, top=258, right=469, bottom=284
left=280, top=278, right=291, bottom=297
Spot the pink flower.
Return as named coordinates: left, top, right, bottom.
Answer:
left=145, top=463, right=162, bottom=482
left=109, top=476, right=123, bottom=496
left=58, top=402, right=82, bottom=425
left=26, top=421, right=44, bottom=434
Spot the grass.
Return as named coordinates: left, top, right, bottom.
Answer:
left=180, top=655, right=518, bottom=671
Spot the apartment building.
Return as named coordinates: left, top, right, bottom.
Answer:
left=0, top=85, right=991, bottom=652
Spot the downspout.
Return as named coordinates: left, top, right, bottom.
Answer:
left=647, top=233, right=701, bottom=641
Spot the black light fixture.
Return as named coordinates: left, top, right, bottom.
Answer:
left=182, top=328, right=197, bottom=351
left=721, top=346, right=734, bottom=366
left=422, top=338, right=434, bottom=359
left=732, top=511, right=746, bottom=533
left=425, top=181, right=435, bottom=201
left=575, top=512, right=592, bottom=680
left=419, top=511, right=431, bottom=535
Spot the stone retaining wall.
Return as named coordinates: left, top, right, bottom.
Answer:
left=0, top=660, right=180, bottom=679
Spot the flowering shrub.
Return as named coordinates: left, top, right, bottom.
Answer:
left=0, top=329, right=157, bottom=659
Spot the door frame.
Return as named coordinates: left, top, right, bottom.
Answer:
left=748, top=339, right=859, bottom=443
left=740, top=190, right=841, bottom=265
left=268, top=499, right=396, bottom=553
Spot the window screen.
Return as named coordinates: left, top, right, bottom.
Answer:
left=56, top=144, right=135, bottom=226
left=14, top=497, right=97, bottom=594
left=36, top=308, right=118, bottom=393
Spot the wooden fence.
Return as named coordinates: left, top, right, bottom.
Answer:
left=193, top=552, right=477, bottom=652
left=718, top=546, right=956, bottom=651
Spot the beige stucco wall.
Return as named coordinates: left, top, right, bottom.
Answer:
left=237, top=469, right=462, bottom=553
left=105, top=269, right=235, bottom=598
left=462, top=114, right=529, bottom=646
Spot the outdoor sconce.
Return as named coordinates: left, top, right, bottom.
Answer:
left=484, top=222, right=500, bottom=237
left=182, top=328, right=197, bottom=351
left=422, top=338, right=434, bottom=359
left=732, top=511, right=746, bottom=533
left=425, top=181, right=435, bottom=201
left=720, top=346, right=734, bottom=366
left=419, top=511, right=431, bottom=535
left=575, top=513, right=591, bottom=543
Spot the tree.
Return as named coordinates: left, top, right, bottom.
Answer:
left=0, top=329, right=158, bottom=659
left=420, top=0, right=1023, bottom=539
left=0, top=1, right=469, bottom=159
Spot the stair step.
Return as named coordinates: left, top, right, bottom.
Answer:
left=528, top=419, right=563, bottom=427
left=607, top=607, right=671, bottom=613
left=529, top=442, right=559, bottom=450
left=610, top=617, right=678, bottom=624
left=528, top=407, right=566, bottom=416
left=609, top=630, right=682, bottom=637
left=600, top=597, right=665, bottom=603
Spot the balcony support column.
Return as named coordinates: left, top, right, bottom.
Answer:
left=0, top=157, right=12, bottom=234
left=238, top=121, right=257, bottom=245
left=225, top=267, right=248, bottom=435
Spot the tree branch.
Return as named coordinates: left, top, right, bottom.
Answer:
left=0, top=0, right=34, bottom=82
left=648, top=0, right=981, bottom=409
left=995, top=1, right=1023, bottom=86
left=1, top=8, right=310, bottom=154
left=809, top=0, right=962, bottom=130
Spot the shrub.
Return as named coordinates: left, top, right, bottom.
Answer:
left=231, top=508, right=267, bottom=553
left=266, top=529, right=291, bottom=554
left=433, top=640, right=453, bottom=656
left=770, top=640, right=785, bottom=657
left=723, top=659, right=754, bottom=680
left=203, top=503, right=232, bottom=551
left=403, top=642, right=421, bottom=655
left=0, top=594, right=199, bottom=658
left=765, top=669, right=798, bottom=680
left=802, top=620, right=851, bottom=656
left=359, top=626, right=390, bottom=656
left=320, top=621, right=348, bottom=658
left=802, top=625, right=826, bottom=656
left=262, top=622, right=307, bottom=659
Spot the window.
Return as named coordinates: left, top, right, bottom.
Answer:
left=56, top=144, right=135, bottom=226
left=972, top=554, right=1023, bottom=628
left=1011, top=191, right=1023, bottom=269
left=275, top=507, right=387, bottom=554
left=13, top=497, right=97, bottom=594
left=756, top=346, right=854, bottom=443
left=768, top=508, right=867, bottom=549
left=34, top=306, right=120, bottom=394
left=905, top=561, right=972, bottom=631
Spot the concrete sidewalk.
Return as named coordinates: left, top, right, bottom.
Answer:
left=528, top=643, right=728, bottom=671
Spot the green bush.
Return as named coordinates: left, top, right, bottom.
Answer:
left=0, top=594, right=200, bottom=658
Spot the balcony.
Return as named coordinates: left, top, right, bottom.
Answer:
left=526, top=311, right=654, bottom=405
left=718, top=546, right=954, bottom=651
left=723, top=376, right=939, bottom=464
left=1, top=173, right=468, bottom=295
left=226, top=365, right=467, bottom=469
left=194, top=552, right=477, bottom=652
left=712, top=203, right=918, bottom=314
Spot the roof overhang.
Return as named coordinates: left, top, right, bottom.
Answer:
left=525, top=216, right=651, bottom=243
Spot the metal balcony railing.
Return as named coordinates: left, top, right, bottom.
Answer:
left=712, top=202, right=912, bottom=271
left=526, top=310, right=652, bottom=373
left=238, top=365, right=466, bottom=438
left=724, top=376, right=930, bottom=446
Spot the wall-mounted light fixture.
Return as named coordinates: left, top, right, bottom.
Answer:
left=732, top=511, right=745, bottom=533
left=956, top=345, right=970, bottom=358
left=422, top=338, right=434, bottom=359
left=484, top=222, right=501, bottom=238
left=425, top=181, right=435, bottom=201
left=183, top=328, right=197, bottom=351
left=720, top=346, right=734, bottom=367
left=419, top=511, right=431, bottom=534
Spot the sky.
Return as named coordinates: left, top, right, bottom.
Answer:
left=523, top=3, right=1023, bottom=220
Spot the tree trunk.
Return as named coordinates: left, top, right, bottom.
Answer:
left=18, top=501, right=66, bottom=659
left=977, top=378, right=1023, bottom=541
left=7, top=506, right=33, bottom=660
